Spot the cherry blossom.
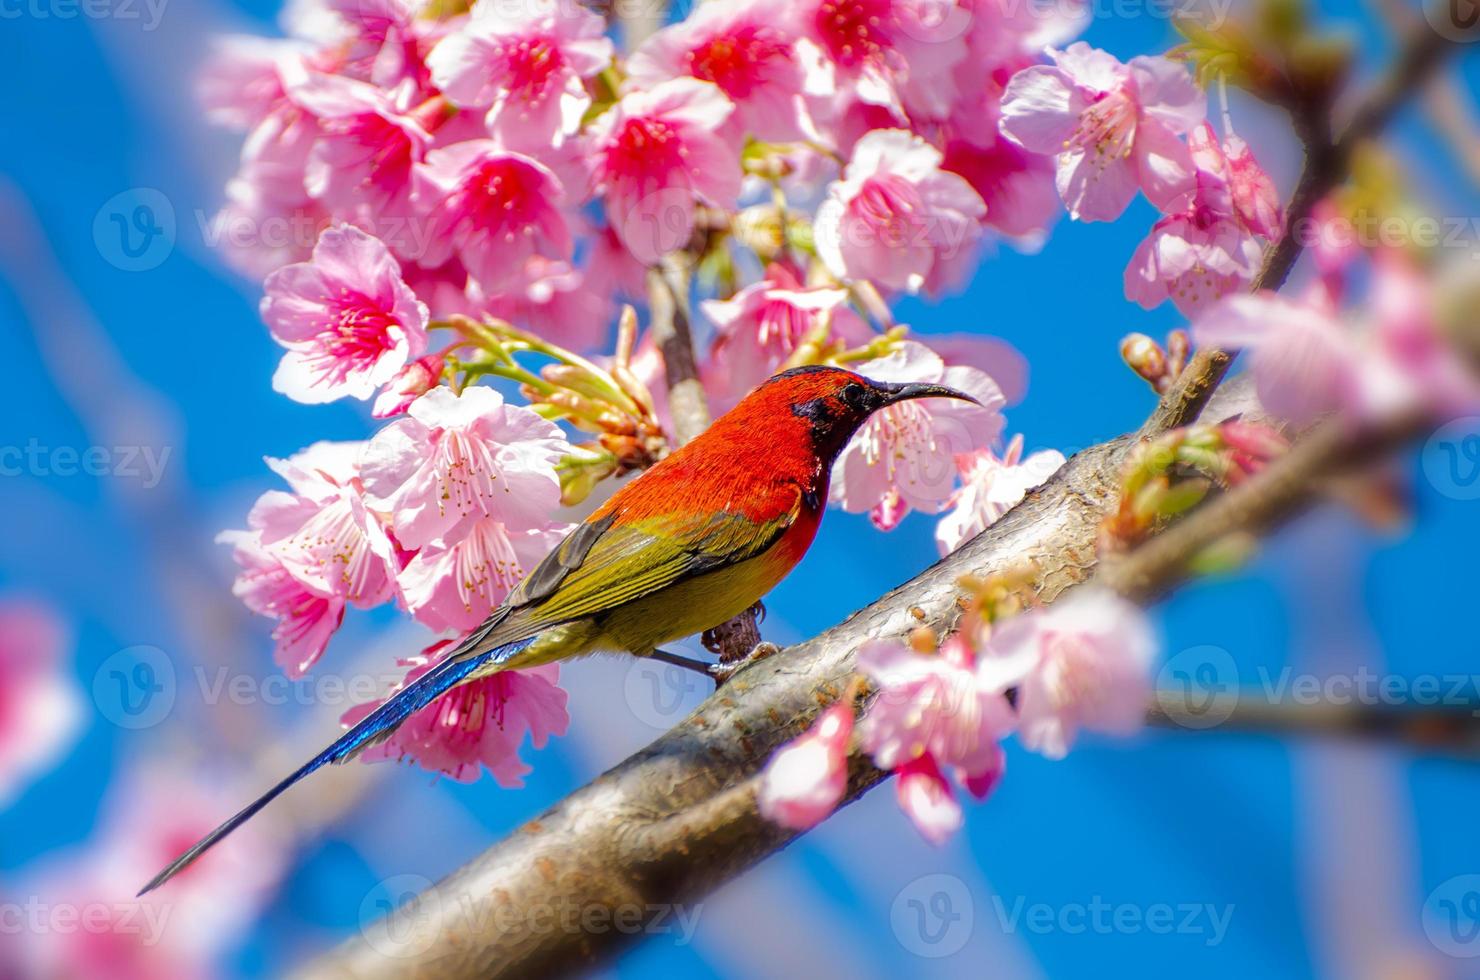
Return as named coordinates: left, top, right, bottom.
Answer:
left=0, top=601, right=80, bottom=806
left=360, top=385, right=572, bottom=551
left=1190, top=122, right=1283, bottom=240
left=795, top=0, right=970, bottom=122
left=372, top=353, right=444, bottom=419
left=814, top=129, right=986, bottom=294
left=935, top=436, right=1066, bottom=554
left=894, top=755, right=964, bottom=844
left=1123, top=167, right=1264, bottom=317
left=857, top=634, right=1018, bottom=840
left=412, top=141, right=573, bottom=294
left=588, top=78, right=741, bottom=262
left=626, top=0, right=809, bottom=142
left=261, top=224, right=430, bottom=403
left=218, top=529, right=346, bottom=678
left=1191, top=290, right=1362, bottom=428
left=342, top=642, right=570, bottom=784
left=982, top=589, right=1157, bottom=759
left=757, top=701, right=855, bottom=830
left=290, top=70, right=436, bottom=224
left=400, top=518, right=570, bottom=633
left=831, top=341, right=1005, bottom=529
left=481, top=256, right=615, bottom=354
left=1000, top=43, right=1204, bottom=221
left=252, top=441, right=396, bottom=610
left=427, top=0, right=613, bottom=152
left=703, top=262, right=873, bottom=406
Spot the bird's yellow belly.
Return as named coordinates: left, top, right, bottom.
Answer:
left=595, top=544, right=795, bottom=656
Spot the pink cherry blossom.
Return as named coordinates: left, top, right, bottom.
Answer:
left=894, top=755, right=964, bottom=844
left=1191, top=290, right=1362, bottom=428
left=373, top=354, right=445, bottom=419
left=1000, top=43, right=1204, bottom=221
left=1124, top=167, right=1264, bottom=317
left=757, top=701, right=854, bottom=830
left=1194, top=260, right=1480, bottom=428
left=1188, top=122, right=1282, bottom=240
left=857, top=636, right=1017, bottom=781
left=427, top=0, right=613, bottom=151
left=361, top=385, right=572, bottom=551
left=857, top=634, right=1018, bottom=841
left=831, top=341, right=1005, bottom=529
left=927, top=333, right=1029, bottom=406
left=983, top=589, right=1156, bottom=759
left=289, top=70, right=433, bottom=223
left=814, top=129, right=986, bottom=294
left=795, top=0, right=970, bottom=121
left=252, top=441, right=396, bottom=611
left=481, top=256, right=615, bottom=354
left=197, top=35, right=312, bottom=132
left=939, top=76, right=1060, bottom=243
left=218, top=529, right=346, bottom=678
left=935, top=436, right=1066, bottom=554
left=703, top=262, right=874, bottom=407
left=261, top=224, right=430, bottom=403
left=342, top=641, right=570, bottom=784
left=207, top=176, right=327, bottom=280
left=0, top=601, right=80, bottom=805
left=412, top=141, right=573, bottom=293
left=627, top=0, right=809, bottom=142
left=588, top=78, right=741, bottom=263
left=400, top=518, right=569, bottom=633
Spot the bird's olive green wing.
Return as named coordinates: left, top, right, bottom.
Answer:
left=503, top=495, right=802, bottom=629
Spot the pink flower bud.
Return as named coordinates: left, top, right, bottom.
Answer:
left=371, top=355, right=444, bottom=419
left=757, top=702, right=854, bottom=831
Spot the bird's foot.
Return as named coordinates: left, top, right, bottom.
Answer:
left=708, top=642, right=779, bottom=686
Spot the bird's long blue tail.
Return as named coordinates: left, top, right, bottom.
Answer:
left=137, top=634, right=535, bottom=896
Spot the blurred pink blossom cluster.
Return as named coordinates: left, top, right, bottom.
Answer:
left=759, top=589, right=1156, bottom=841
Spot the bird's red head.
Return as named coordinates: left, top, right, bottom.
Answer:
left=715, top=364, right=979, bottom=465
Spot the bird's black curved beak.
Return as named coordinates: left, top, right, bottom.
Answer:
left=875, top=381, right=980, bottom=406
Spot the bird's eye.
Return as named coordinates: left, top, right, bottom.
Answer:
left=840, top=382, right=868, bottom=408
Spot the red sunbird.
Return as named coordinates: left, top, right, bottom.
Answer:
left=141, top=365, right=975, bottom=894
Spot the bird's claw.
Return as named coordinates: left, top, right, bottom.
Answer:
left=708, top=641, right=779, bottom=685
